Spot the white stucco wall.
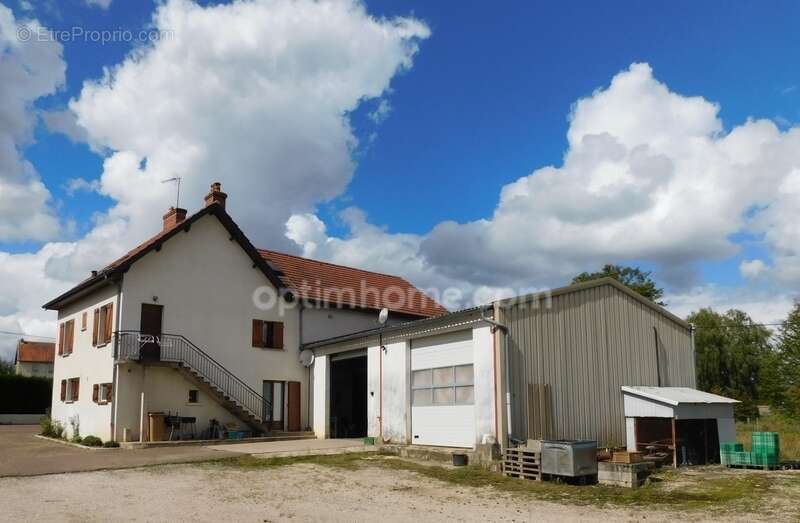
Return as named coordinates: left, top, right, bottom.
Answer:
left=15, top=361, right=53, bottom=378
left=115, top=215, right=308, bottom=437
left=312, top=354, right=329, bottom=438
left=50, top=284, right=119, bottom=441
left=472, top=325, right=496, bottom=445
left=302, top=307, right=417, bottom=344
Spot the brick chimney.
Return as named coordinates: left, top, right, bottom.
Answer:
left=163, top=206, right=187, bottom=231
left=204, top=182, right=227, bottom=209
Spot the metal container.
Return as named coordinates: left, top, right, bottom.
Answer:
left=541, top=440, right=598, bottom=477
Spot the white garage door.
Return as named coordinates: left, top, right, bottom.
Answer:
left=411, top=330, right=475, bottom=448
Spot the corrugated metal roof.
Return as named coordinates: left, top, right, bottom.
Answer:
left=621, top=386, right=739, bottom=405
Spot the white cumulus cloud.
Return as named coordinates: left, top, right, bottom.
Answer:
left=0, top=0, right=430, bottom=361
left=287, top=63, right=800, bottom=316
left=0, top=4, right=64, bottom=241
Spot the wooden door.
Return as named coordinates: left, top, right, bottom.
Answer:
left=287, top=381, right=301, bottom=432
left=140, top=303, right=163, bottom=361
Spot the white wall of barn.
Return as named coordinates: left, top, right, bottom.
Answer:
left=313, top=324, right=498, bottom=448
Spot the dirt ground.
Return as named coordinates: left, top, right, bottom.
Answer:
left=0, top=460, right=786, bottom=523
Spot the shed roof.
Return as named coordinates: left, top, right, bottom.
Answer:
left=621, top=386, right=739, bottom=406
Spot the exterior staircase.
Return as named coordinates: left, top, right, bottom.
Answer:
left=115, top=330, right=304, bottom=437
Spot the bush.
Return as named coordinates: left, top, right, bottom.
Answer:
left=0, top=375, right=52, bottom=414
left=81, top=435, right=103, bottom=447
left=103, top=440, right=120, bottom=448
left=39, top=417, right=65, bottom=439
left=71, top=435, right=83, bottom=444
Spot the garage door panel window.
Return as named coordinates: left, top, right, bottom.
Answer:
left=412, top=364, right=474, bottom=406
left=412, top=369, right=432, bottom=388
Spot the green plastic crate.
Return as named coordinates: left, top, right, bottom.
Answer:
left=752, top=432, right=780, bottom=457
left=731, top=451, right=753, bottom=466
left=752, top=453, right=779, bottom=466
left=720, top=442, right=744, bottom=452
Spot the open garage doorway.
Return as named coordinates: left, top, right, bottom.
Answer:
left=329, top=350, right=367, bottom=438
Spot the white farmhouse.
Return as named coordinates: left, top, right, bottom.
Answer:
left=44, top=183, right=445, bottom=442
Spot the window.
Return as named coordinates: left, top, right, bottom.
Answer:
left=81, top=312, right=87, bottom=331
left=411, top=364, right=474, bottom=406
left=252, top=320, right=284, bottom=349
left=61, top=377, right=80, bottom=402
left=58, top=319, right=75, bottom=356
left=188, top=390, right=199, bottom=404
left=93, top=303, right=113, bottom=347
left=93, top=383, right=113, bottom=404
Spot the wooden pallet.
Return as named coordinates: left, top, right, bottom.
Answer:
left=503, top=448, right=542, bottom=481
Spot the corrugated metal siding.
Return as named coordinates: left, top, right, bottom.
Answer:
left=505, top=283, right=694, bottom=446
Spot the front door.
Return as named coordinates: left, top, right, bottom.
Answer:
left=140, top=303, right=163, bottom=361
left=287, top=381, right=301, bottom=432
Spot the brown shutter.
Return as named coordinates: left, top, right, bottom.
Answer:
left=81, top=312, right=87, bottom=331
left=73, top=378, right=79, bottom=401
left=58, top=323, right=65, bottom=356
left=67, top=320, right=75, bottom=354
left=92, top=384, right=99, bottom=403
left=104, top=304, right=113, bottom=344
left=252, top=319, right=263, bottom=347
left=60, top=379, right=66, bottom=401
left=106, top=383, right=113, bottom=403
left=92, top=308, right=99, bottom=346
left=273, top=322, right=284, bottom=349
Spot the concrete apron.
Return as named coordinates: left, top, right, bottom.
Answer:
left=206, top=438, right=379, bottom=459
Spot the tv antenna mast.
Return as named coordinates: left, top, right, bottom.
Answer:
left=161, top=176, right=182, bottom=208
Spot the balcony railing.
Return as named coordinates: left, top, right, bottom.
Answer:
left=115, top=330, right=271, bottom=426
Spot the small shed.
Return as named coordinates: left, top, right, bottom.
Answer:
left=622, top=386, right=739, bottom=467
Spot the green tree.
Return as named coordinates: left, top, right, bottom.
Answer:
left=765, top=303, right=800, bottom=417
left=688, top=308, right=772, bottom=418
left=0, top=358, right=13, bottom=376
left=572, top=264, right=665, bottom=304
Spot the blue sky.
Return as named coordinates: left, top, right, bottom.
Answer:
left=1, top=0, right=799, bottom=354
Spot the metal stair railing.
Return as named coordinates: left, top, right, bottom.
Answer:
left=115, top=330, right=272, bottom=426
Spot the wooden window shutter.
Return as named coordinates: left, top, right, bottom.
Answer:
left=81, top=312, right=87, bottom=331
left=92, top=384, right=99, bottom=403
left=252, top=319, right=263, bottom=347
left=58, top=323, right=65, bottom=356
left=273, top=322, right=284, bottom=349
left=60, top=379, right=66, bottom=401
left=92, top=308, right=99, bottom=346
left=73, top=378, right=79, bottom=401
left=67, top=320, right=74, bottom=354
left=104, top=304, right=113, bottom=344
left=106, top=383, right=113, bottom=403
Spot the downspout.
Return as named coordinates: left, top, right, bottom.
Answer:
left=110, top=277, right=123, bottom=441
left=689, top=323, right=697, bottom=388
left=479, top=307, right=522, bottom=446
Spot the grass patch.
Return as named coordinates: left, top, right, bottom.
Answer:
left=737, top=414, right=800, bottom=459
left=213, top=451, right=791, bottom=514
left=370, top=458, right=775, bottom=512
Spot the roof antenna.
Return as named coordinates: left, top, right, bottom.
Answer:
left=161, top=176, right=182, bottom=208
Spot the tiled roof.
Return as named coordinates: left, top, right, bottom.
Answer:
left=44, top=203, right=447, bottom=318
left=17, top=340, right=55, bottom=364
left=259, top=249, right=448, bottom=318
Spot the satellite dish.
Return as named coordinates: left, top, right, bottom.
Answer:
left=299, top=349, right=315, bottom=367
left=378, top=307, right=389, bottom=325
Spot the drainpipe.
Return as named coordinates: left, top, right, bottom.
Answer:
left=479, top=307, right=521, bottom=446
